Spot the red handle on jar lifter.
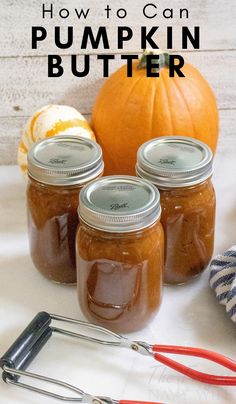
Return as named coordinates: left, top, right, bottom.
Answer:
left=151, top=345, right=236, bottom=385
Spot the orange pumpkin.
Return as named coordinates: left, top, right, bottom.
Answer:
left=91, top=51, right=219, bottom=176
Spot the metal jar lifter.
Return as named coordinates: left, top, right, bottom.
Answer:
left=1, top=312, right=236, bottom=403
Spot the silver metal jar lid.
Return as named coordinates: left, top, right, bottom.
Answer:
left=27, top=135, right=104, bottom=186
left=79, top=176, right=161, bottom=233
left=136, top=136, right=213, bottom=188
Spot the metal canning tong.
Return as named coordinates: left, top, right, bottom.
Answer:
left=1, top=313, right=236, bottom=404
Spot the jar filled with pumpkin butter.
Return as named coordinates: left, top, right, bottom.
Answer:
left=76, top=176, right=164, bottom=333
left=136, top=136, right=216, bottom=285
left=27, top=135, right=104, bottom=284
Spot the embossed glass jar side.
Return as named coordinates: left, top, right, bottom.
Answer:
left=136, top=136, right=216, bottom=285
left=76, top=176, right=164, bottom=332
left=27, top=135, right=103, bottom=284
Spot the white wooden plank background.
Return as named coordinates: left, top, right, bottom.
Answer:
left=0, top=0, right=235, bottom=165
left=0, top=110, right=234, bottom=165
left=1, top=0, right=236, bottom=55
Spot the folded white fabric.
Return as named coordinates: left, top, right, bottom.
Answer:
left=209, top=246, right=236, bottom=323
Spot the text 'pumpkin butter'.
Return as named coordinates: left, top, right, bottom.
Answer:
left=91, top=51, right=219, bottom=176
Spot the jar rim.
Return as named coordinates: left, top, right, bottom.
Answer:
left=27, top=135, right=104, bottom=186
left=136, top=136, right=213, bottom=188
left=78, top=176, right=161, bottom=233
left=79, top=216, right=160, bottom=235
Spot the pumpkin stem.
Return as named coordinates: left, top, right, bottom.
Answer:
left=137, top=49, right=170, bottom=72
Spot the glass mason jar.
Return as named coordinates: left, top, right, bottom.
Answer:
left=76, top=176, right=164, bottom=333
left=27, top=135, right=104, bottom=284
left=136, top=136, right=216, bottom=285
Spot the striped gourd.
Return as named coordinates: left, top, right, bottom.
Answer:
left=17, top=104, right=95, bottom=174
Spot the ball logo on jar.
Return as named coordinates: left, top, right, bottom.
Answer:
left=49, top=157, right=69, bottom=165
left=110, top=202, right=129, bottom=210
left=159, top=158, right=176, bottom=166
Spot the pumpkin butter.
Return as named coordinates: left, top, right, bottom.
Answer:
left=136, top=136, right=216, bottom=285
left=76, top=176, right=164, bottom=333
left=160, top=180, right=215, bottom=284
left=27, top=135, right=104, bottom=284
left=27, top=180, right=82, bottom=284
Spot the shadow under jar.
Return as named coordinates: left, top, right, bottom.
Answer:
left=76, top=176, right=164, bottom=333
left=27, top=135, right=104, bottom=284
left=136, top=136, right=216, bottom=285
